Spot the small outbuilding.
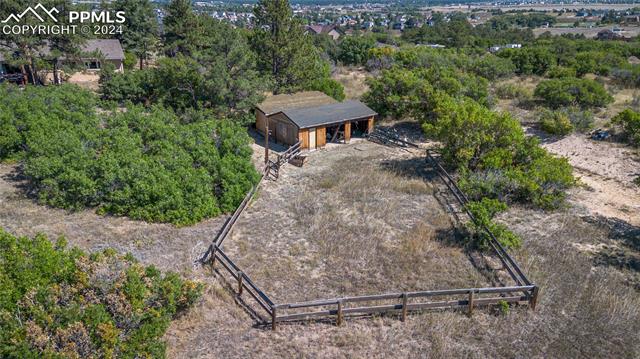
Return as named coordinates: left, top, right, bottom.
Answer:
left=256, top=92, right=376, bottom=150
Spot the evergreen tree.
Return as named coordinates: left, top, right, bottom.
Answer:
left=163, top=0, right=196, bottom=57
left=251, top=0, right=324, bottom=93
left=112, top=0, right=159, bottom=69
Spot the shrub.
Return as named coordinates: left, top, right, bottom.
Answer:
left=424, top=93, right=575, bottom=210
left=610, top=65, right=640, bottom=88
left=363, top=67, right=490, bottom=119
left=612, top=109, right=640, bottom=146
left=546, top=66, right=577, bottom=78
left=0, top=229, right=202, bottom=358
left=0, top=84, right=97, bottom=161
left=306, top=77, right=346, bottom=101
left=466, top=198, right=522, bottom=249
left=534, top=78, right=613, bottom=108
left=337, top=36, right=376, bottom=66
left=497, top=47, right=555, bottom=76
left=538, top=109, right=573, bottom=135
left=635, top=176, right=640, bottom=186
left=471, top=54, right=516, bottom=80
left=0, top=84, right=260, bottom=225
left=565, top=107, right=595, bottom=132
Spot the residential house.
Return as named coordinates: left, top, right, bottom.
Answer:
left=305, top=24, right=342, bottom=40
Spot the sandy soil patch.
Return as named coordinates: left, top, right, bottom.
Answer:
left=541, top=134, right=640, bottom=225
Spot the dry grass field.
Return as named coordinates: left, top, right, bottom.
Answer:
left=224, top=139, right=494, bottom=303
left=332, top=66, right=370, bottom=100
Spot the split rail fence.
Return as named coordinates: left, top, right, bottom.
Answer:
left=200, top=131, right=539, bottom=330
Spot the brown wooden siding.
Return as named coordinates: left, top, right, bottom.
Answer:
left=299, top=129, right=309, bottom=149
left=344, top=121, right=351, bottom=143
left=367, top=116, right=374, bottom=133
left=266, top=113, right=298, bottom=146
left=256, top=110, right=267, bottom=134
left=316, top=126, right=326, bottom=147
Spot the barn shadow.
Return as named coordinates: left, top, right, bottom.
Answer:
left=248, top=128, right=289, bottom=153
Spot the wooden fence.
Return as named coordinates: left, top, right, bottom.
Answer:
left=266, top=141, right=301, bottom=180
left=199, top=132, right=538, bottom=330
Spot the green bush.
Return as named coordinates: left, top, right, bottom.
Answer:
left=363, top=66, right=490, bottom=120
left=337, top=35, right=376, bottom=66
left=546, top=66, right=577, bottom=78
left=497, top=47, right=556, bottom=76
left=534, top=78, right=613, bottom=108
left=0, top=84, right=260, bottom=225
left=538, top=109, right=573, bottom=135
left=466, top=198, right=522, bottom=249
left=424, top=93, right=575, bottom=210
left=0, top=229, right=202, bottom=358
left=123, top=51, right=137, bottom=70
left=470, top=54, right=516, bottom=80
left=306, top=77, right=346, bottom=101
left=612, top=109, right=640, bottom=146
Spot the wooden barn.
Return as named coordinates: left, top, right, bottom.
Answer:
left=255, top=92, right=377, bottom=150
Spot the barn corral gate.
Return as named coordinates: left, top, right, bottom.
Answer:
left=199, top=132, right=539, bottom=330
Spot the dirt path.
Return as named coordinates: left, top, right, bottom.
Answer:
left=541, top=134, right=640, bottom=226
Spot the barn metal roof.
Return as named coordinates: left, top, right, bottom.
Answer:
left=281, top=100, right=377, bottom=129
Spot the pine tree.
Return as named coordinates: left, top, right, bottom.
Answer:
left=163, top=0, right=196, bottom=57
left=112, top=0, right=159, bottom=69
left=251, top=0, right=325, bottom=93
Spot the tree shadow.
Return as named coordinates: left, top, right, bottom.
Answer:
left=376, top=120, right=426, bottom=143
left=378, top=156, right=438, bottom=182
left=0, top=164, right=40, bottom=201
left=584, top=216, right=640, bottom=289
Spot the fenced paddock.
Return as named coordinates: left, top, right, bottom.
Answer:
left=200, top=132, right=538, bottom=330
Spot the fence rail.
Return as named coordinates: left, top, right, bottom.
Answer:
left=210, top=244, right=274, bottom=318
left=425, top=150, right=531, bottom=287
left=266, top=141, right=301, bottom=179
left=273, top=285, right=535, bottom=325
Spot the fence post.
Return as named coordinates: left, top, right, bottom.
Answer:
left=468, top=290, right=475, bottom=316
left=237, top=271, right=243, bottom=296
left=337, top=301, right=343, bottom=326
left=530, top=286, right=539, bottom=311
left=210, top=246, right=216, bottom=269
left=271, top=306, right=277, bottom=331
left=401, top=293, right=408, bottom=322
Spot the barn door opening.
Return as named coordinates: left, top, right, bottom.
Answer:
left=309, top=128, right=316, bottom=150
